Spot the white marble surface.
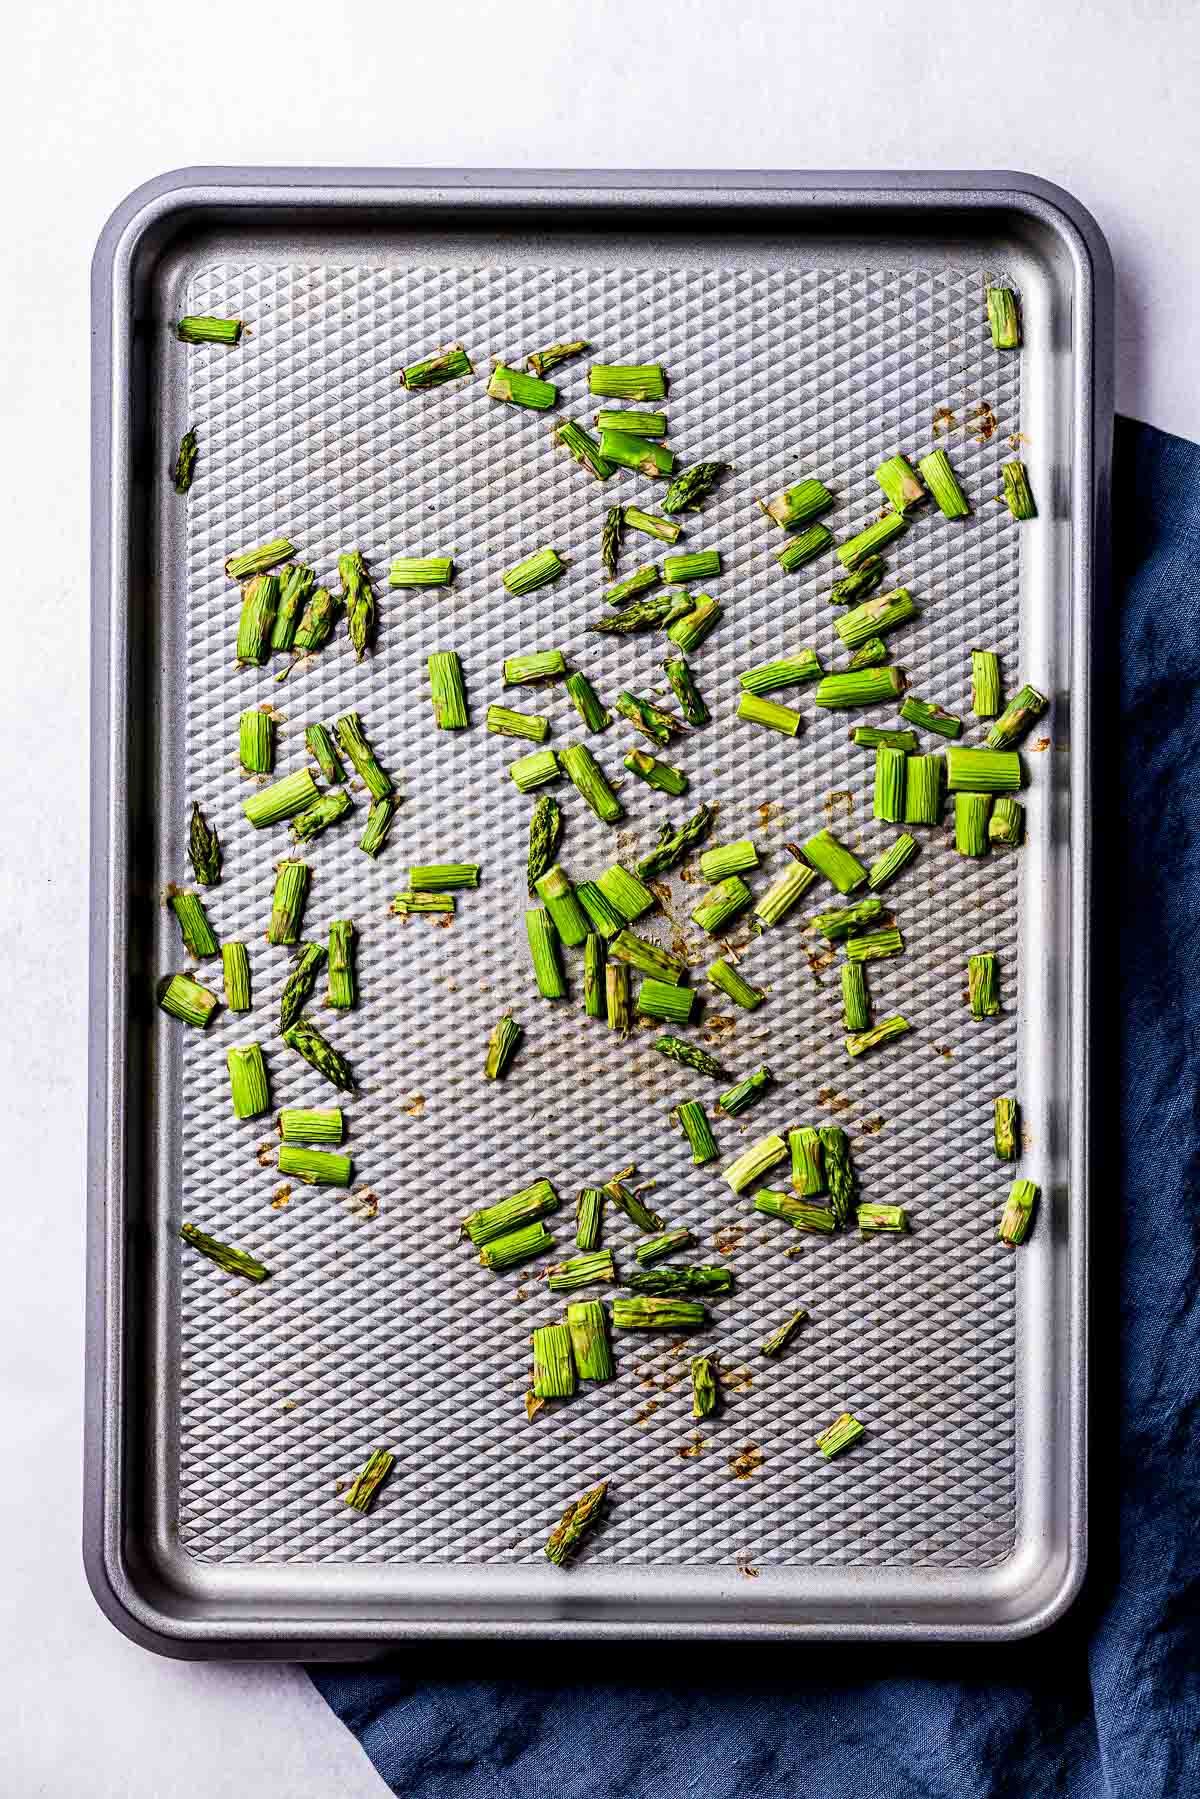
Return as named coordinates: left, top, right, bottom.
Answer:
left=1, top=0, right=1195, bottom=1791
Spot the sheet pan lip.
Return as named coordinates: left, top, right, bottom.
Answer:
left=87, top=165, right=1106, bottom=1653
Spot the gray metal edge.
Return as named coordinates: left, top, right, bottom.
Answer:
left=86, top=166, right=1110, bottom=1656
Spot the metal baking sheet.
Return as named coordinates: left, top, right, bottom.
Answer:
left=87, top=170, right=1108, bottom=1651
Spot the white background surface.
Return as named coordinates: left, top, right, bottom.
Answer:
left=1, top=2, right=1195, bottom=1793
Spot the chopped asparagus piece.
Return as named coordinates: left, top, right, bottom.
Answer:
left=663, top=550, right=721, bottom=583
left=278, top=1143, right=354, bottom=1188
left=267, top=860, right=309, bottom=945
left=344, top=1449, right=394, bottom=1513
left=554, top=420, right=615, bottom=480
left=845, top=926, right=904, bottom=963
left=789, top=1126, right=824, bottom=1197
left=503, top=550, right=566, bottom=598
left=814, top=667, right=906, bottom=709
left=737, top=693, right=803, bottom=737
left=946, top=747, right=1022, bottom=793
left=918, top=448, right=970, bottom=518
left=739, top=651, right=822, bottom=694
left=601, top=505, right=624, bottom=579
left=583, top=933, right=606, bottom=1017
left=487, top=363, right=557, bottom=409
left=858, top=1202, right=909, bottom=1234
left=989, top=796, right=1025, bottom=846
left=589, top=363, right=667, bottom=400
left=596, top=863, right=656, bottom=922
left=637, top=978, right=695, bottom=1024
left=803, top=828, right=868, bottom=894
left=986, top=683, right=1048, bottom=750
left=662, top=654, right=708, bottom=725
left=673, top=1099, right=718, bottom=1165
left=169, top=892, right=219, bottom=959
left=699, top=840, right=759, bottom=881
left=987, top=286, right=1021, bottom=349
left=900, top=695, right=962, bottom=739
left=753, top=859, right=818, bottom=929
left=576, top=882, right=623, bottom=941
left=903, top=755, right=944, bottom=826
left=600, top=429, right=674, bottom=478
left=654, top=1036, right=728, bottom=1080
left=222, top=942, right=251, bottom=1012
left=831, top=557, right=887, bottom=604
left=526, top=339, right=589, bottom=378
left=707, top=959, right=764, bottom=1011
left=968, top=952, right=1001, bottom=1019
left=994, top=1098, right=1019, bottom=1163
left=526, top=908, right=566, bottom=999
left=291, top=585, right=337, bottom=653
left=723, top=1133, right=788, bottom=1194
left=270, top=564, right=314, bottom=651
left=719, top=1065, right=773, bottom=1117
left=603, top=1168, right=665, bottom=1234
left=235, top=573, right=280, bottom=664
left=754, top=1190, right=835, bottom=1233
left=845, top=1015, right=912, bottom=1058
left=157, top=972, right=219, bottom=1028
left=462, top=1178, right=560, bottom=1246
left=761, top=1309, right=809, bottom=1358
left=634, top=802, right=716, bottom=880
left=874, top=454, right=926, bottom=517
left=547, top=1251, right=616, bottom=1294
left=955, top=792, right=991, bottom=857
left=279, top=941, right=326, bottom=1033
left=691, top=875, right=752, bottom=934
left=526, top=794, right=563, bottom=897
left=387, top=555, right=454, bottom=588
left=612, top=1297, right=707, bottom=1330
left=504, top=649, right=567, bottom=684
left=188, top=801, right=220, bottom=886
left=290, top=789, right=353, bottom=842
left=757, top=477, right=834, bottom=531
left=636, top=1228, right=695, bottom=1267
left=816, top=1413, right=865, bottom=1459
left=998, top=1179, right=1038, bottom=1245
left=334, top=714, right=394, bottom=800
left=852, top=726, right=918, bottom=751
left=575, top=1187, right=604, bottom=1251
left=604, top=564, right=661, bottom=607
left=226, top=1044, right=269, bottom=1120
left=178, top=315, right=243, bottom=347
left=874, top=745, right=907, bottom=823
left=338, top=550, right=376, bottom=662
left=608, top=929, right=683, bottom=984
left=625, top=505, right=682, bottom=544
left=971, top=649, right=1002, bottom=719
left=486, top=704, right=549, bottom=743
left=836, top=513, right=907, bottom=569
left=277, top=1108, right=344, bottom=1145
left=180, top=1221, right=267, bottom=1282
left=848, top=636, right=890, bottom=670
left=1002, top=459, right=1037, bottom=519
left=665, top=592, right=722, bottom=652
left=564, top=671, right=610, bottom=732
left=775, top=523, right=835, bottom=571
left=664, top=460, right=729, bottom=514
left=282, top=1018, right=354, bottom=1090
left=565, top=1303, right=614, bottom=1382
left=819, top=1126, right=856, bottom=1226
left=624, top=749, right=688, bottom=795
left=627, top=1266, right=732, bottom=1297
left=835, top=587, right=918, bottom=651
left=535, top=865, right=590, bottom=946
left=560, top=743, right=624, bottom=823
left=390, top=891, right=454, bottom=916
left=605, top=960, right=631, bottom=1034
left=594, top=408, right=667, bottom=437
left=225, top=537, right=292, bottom=581
left=589, top=592, right=679, bottom=636
left=510, top=749, right=561, bottom=792
left=399, top=344, right=473, bottom=388
left=544, top=1482, right=608, bottom=1563
left=408, top=863, right=480, bottom=892
left=480, top=1221, right=556, bottom=1271
left=867, top=833, right=919, bottom=891
left=327, top=919, right=356, bottom=1010
left=428, top=650, right=469, bottom=729
left=810, top=897, right=885, bottom=942
left=691, top=1353, right=719, bottom=1419
left=304, top=723, right=345, bottom=784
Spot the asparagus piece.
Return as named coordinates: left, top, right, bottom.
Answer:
left=480, top=1013, right=522, bottom=1082
left=169, top=892, right=219, bottom=958
left=408, top=863, right=480, bottom=893
left=157, top=973, right=219, bottom=1028
left=918, top=448, right=970, bottom=518
left=544, top=1482, right=608, bottom=1563
left=836, top=513, right=907, bottom=569
left=526, top=794, right=563, bottom=897
left=334, top=714, right=394, bottom=800
left=337, top=550, right=375, bottom=661
left=547, top=1252, right=616, bottom=1294
left=625, top=505, right=682, bottom=544
left=998, top=1179, right=1038, bottom=1246
left=277, top=1108, right=344, bottom=1145
left=388, top=556, right=454, bottom=587
left=987, top=286, right=1021, bottom=349
left=486, top=704, right=549, bottom=744
left=589, top=363, right=667, bottom=400
left=604, top=1167, right=665, bottom=1234
left=1002, top=459, right=1037, bottom=520
left=989, top=796, right=1025, bottom=847
left=627, top=1266, right=732, bottom=1297
left=575, top=1187, right=604, bottom=1251
left=634, top=802, right=716, bottom=880
left=428, top=651, right=469, bottom=728
left=803, top=828, right=868, bottom=894
left=867, top=834, right=919, bottom=891
left=737, top=694, right=803, bottom=737
left=845, top=1015, right=912, bottom=1058
left=971, top=649, right=1002, bottom=719
left=788, top=1126, right=824, bottom=1197
left=583, top=933, right=605, bottom=1016
left=290, top=789, right=353, bottom=842
left=278, top=1143, right=354, bottom=1187
left=662, top=654, right=708, bottom=725
left=636, top=1227, right=695, bottom=1265
left=994, top=1098, right=1020, bottom=1162
left=601, top=505, right=624, bottom=580
left=775, top=523, right=834, bottom=571
left=665, top=593, right=722, bottom=653
left=554, top=420, right=614, bottom=480
left=739, top=651, right=822, bottom=694
left=814, top=667, right=906, bottom=709
left=225, top=538, right=293, bottom=581
left=305, top=723, right=345, bottom=784
left=723, top=1133, right=788, bottom=1194
left=271, top=564, right=315, bottom=652
left=848, top=636, right=889, bottom=670
left=707, top=959, right=764, bottom=1011
left=718, top=1065, right=773, bottom=1117
left=606, top=961, right=631, bottom=1034
left=596, top=863, right=656, bottom=922
left=752, top=860, right=818, bottom=930
left=845, top=926, right=904, bottom=963
left=699, top=841, right=759, bottom=881
left=819, top=1125, right=856, bottom=1227
left=172, top=427, right=198, bottom=493
left=757, top=477, right=834, bottom=530
left=857, top=1203, right=909, bottom=1234
left=487, top=363, right=557, bottom=409
left=399, top=344, right=473, bottom=388
left=527, top=339, right=589, bottom=378
left=608, top=929, right=684, bottom=984
left=831, top=557, right=887, bottom=604
left=986, top=683, right=1048, bottom=750
left=188, top=801, right=220, bottom=886
left=663, top=550, right=721, bottom=583
left=593, top=409, right=667, bottom=438
left=178, top=315, right=243, bottom=347
left=344, top=1450, right=394, bottom=1513
left=674, top=1100, right=718, bottom=1165
left=292, top=586, right=337, bottom=654
left=327, top=919, right=356, bottom=1010
left=624, top=749, right=688, bottom=795
left=600, top=429, right=674, bottom=478
left=510, top=749, right=561, bottom=793
left=903, top=755, right=943, bottom=826
left=282, top=1019, right=354, bottom=1090
left=835, top=587, right=917, bottom=651
left=222, top=942, right=251, bottom=1012
left=503, top=549, right=566, bottom=597
left=504, top=649, right=567, bottom=684
left=481, top=1222, right=556, bottom=1271
left=564, top=671, right=610, bottom=732
left=852, top=726, right=918, bottom=751
left=604, top=564, right=661, bottom=607
left=955, top=792, right=991, bottom=857
left=691, top=875, right=752, bottom=934
left=612, top=1297, right=707, bottom=1330
left=691, top=1353, right=719, bottom=1420
left=235, top=573, right=280, bottom=665
left=278, top=941, right=326, bottom=1032
left=535, top=865, right=590, bottom=946
left=560, top=743, right=624, bottom=823
left=653, top=1037, right=728, bottom=1080
left=968, top=952, right=1001, bottom=1019
left=462, top=1178, right=560, bottom=1246
left=637, top=979, right=695, bottom=1024
left=900, top=696, right=962, bottom=739
left=526, top=908, right=566, bottom=999
left=874, top=455, right=926, bottom=517
left=664, top=461, right=729, bottom=514
left=754, top=1190, right=835, bottom=1233
left=226, top=1044, right=269, bottom=1119
left=390, top=891, right=454, bottom=916
left=180, top=1221, right=267, bottom=1282
left=874, top=745, right=907, bottom=823
left=761, top=1309, right=809, bottom=1358
left=815, top=1413, right=865, bottom=1459
left=810, top=896, right=885, bottom=941
left=589, top=592, right=678, bottom=636
left=565, top=1303, right=614, bottom=1382
left=946, top=747, right=1022, bottom=794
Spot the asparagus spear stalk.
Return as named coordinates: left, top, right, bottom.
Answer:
left=564, top=671, right=610, bottom=732
left=612, top=1297, right=707, bottom=1330
left=663, top=550, right=721, bottom=584
left=919, top=449, right=971, bottom=518
left=841, top=961, right=871, bottom=1031
left=527, top=339, right=589, bottom=378
left=634, top=802, right=716, bottom=880
left=867, top=833, right=919, bottom=891
left=480, top=1222, right=556, bottom=1271
left=636, top=978, right=695, bottom=1024
left=752, top=859, right=818, bottom=930
left=852, top=726, right=918, bottom=751
left=575, top=1187, right=604, bottom=1251
left=526, top=908, right=566, bottom=999
left=636, top=1228, right=695, bottom=1265
left=662, top=655, right=708, bottom=725
left=989, top=796, right=1025, bottom=846
left=560, top=743, right=624, bottom=823
left=1001, top=460, right=1037, bottom=520
left=699, top=841, right=759, bottom=880
left=814, top=667, right=906, bottom=709
left=845, top=1015, right=912, bottom=1058
left=157, top=973, right=219, bottom=1028
left=282, top=1018, right=354, bottom=1090
left=188, top=801, right=220, bottom=885
left=819, top=1125, right=856, bottom=1226
left=955, top=792, right=991, bottom=857
left=775, top=523, right=835, bottom=571
left=589, top=363, right=667, bottom=400
left=987, top=286, right=1021, bottom=349
left=172, top=427, right=198, bottom=493
left=754, top=1191, right=835, bottom=1232
left=815, top=1413, right=865, bottom=1458
left=554, top=420, right=614, bottom=480
left=279, top=941, right=326, bottom=1032
left=277, top=1108, right=344, bottom=1145
left=971, top=649, right=1002, bottom=719
left=601, top=505, right=624, bottom=579
left=334, top=714, right=394, bottom=799
left=836, top=513, right=907, bottom=568
left=226, top=1044, right=269, bottom=1119
left=707, top=959, right=764, bottom=1011
left=290, top=790, right=353, bottom=842
left=583, top=932, right=606, bottom=1016
left=998, top=1179, right=1038, bottom=1245
left=596, top=863, right=656, bottom=922
left=788, top=1126, right=824, bottom=1197
left=831, top=557, right=887, bottom=604
left=527, top=794, right=563, bottom=893
left=594, top=408, right=668, bottom=437
left=222, top=942, right=251, bottom=1011
left=835, top=587, right=918, bottom=651
left=739, top=651, right=823, bottom=694
left=291, top=586, right=337, bottom=653
left=624, top=749, right=688, bottom=795
left=547, top=1251, right=616, bottom=1294
left=761, top=1309, right=809, bottom=1358
left=718, top=1065, right=773, bottom=1117
left=604, top=564, right=661, bottom=607
left=605, top=961, right=631, bottom=1034
left=482, top=1013, right=523, bottom=1081
left=278, top=1143, right=354, bottom=1187
left=535, top=865, right=590, bottom=946
left=428, top=651, right=469, bottom=728
left=874, top=455, right=926, bottom=516
left=803, top=829, right=868, bottom=894
left=304, top=722, right=345, bottom=783
left=589, top=593, right=678, bottom=635
left=653, top=1037, right=728, bottom=1080
left=503, top=549, right=566, bottom=597
left=180, top=1221, right=267, bottom=1282
left=845, top=926, right=904, bottom=964
left=504, top=649, right=567, bottom=684
left=170, top=892, right=219, bottom=958
left=723, top=1133, right=788, bottom=1193
left=271, top=564, right=315, bottom=652
left=225, top=538, right=293, bottom=580
left=599, top=429, right=674, bottom=478
left=544, top=1481, right=608, bottom=1563
left=662, top=593, right=720, bottom=652
left=625, top=505, right=682, bottom=544
left=674, top=1099, right=718, bottom=1165
left=389, top=892, right=455, bottom=916
left=737, top=694, right=803, bottom=737
left=565, top=1304, right=614, bottom=1382
left=462, top=1178, right=559, bottom=1245
left=178, top=315, right=243, bottom=347
left=946, top=747, right=1022, bottom=792
left=757, top=477, right=834, bottom=530
left=994, top=1098, right=1020, bottom=1162
left=691, top=875, right=752, bottom=934
left=486, top=704, right=549, bottom=744
left=398, top=344, right=473, bottom=388
left=235, top=573, right=280, bottom=664
left=848, top=636, right=889, bottom=670
left=388, top=556, right=455, bottom=587
left=604, top=1167, right=665, bottom=1234
left=968, top=952, right=1001, bottom=1018
left=487, top=363, right=557, bottom=409
left=874, top=745, right=907, bottom=823
left=607, top=929, right=685, bottom=983
left=627, top=1266, right=733, bottom=1296
left=986, top=683, right=1048, bottom=750
left=327, top=920, right=356, bottom=1009
left=903, top=755, right=943, bottom=826
left=511, top=749, right=561, bottom=793
left=810, top=897, right=885, bottom=941
left=900, top=695, right=962, bottom=739
left=664, top=461, right=729, bottom=514
left=691, top=1353, right=719, bottom=1419
left=344, top=1450, right=394, bottom=1512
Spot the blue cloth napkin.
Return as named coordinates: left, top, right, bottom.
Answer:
left=312, top=417, right=1200, bottom=1799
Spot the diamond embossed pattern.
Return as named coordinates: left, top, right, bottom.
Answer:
left=177, top=258, right=1022, bottom=1570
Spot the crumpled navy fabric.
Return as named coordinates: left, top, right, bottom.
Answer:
left=311, top=418, right=1200, bottom=1799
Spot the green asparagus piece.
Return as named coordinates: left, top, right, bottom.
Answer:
left=775, top=523, right=835, bottom=571
left=235, top=573, right=280, bottom=665
left=565, top=1303, right=614, bottom=1382
left=172, top=426, right=198, bottom=493
left=554, top=420, right=615, bottom=481
left=819, top=1126, right=856, bottom=1226
left=337, top=550, right=375, bottom=661
left=634, top=802, right=716, bottom=880
left=637, top=978, right=695, bottom=1024
left=718, top=1065, right=773, bottom=1117
left=593, top=409, right=666, bottom=438
left=462, top=1178, right=560, bottom=1246
left=612, top=1297, right=707, bottom=1330
left=487, top=363, right=557, bottom=409
left=344, top=1450, right=394, bottom=1513
left=835, top=587, right=918, bottom=651
left=604, top=1167, right=665, bottom=1234
left=178, top=315, right=242, bottom=348
left=604, top=564, right=661, bottom=607
left=157, top=972, right=219, bottom=1028
left=625, top=505, right=682, bottom=544
left=180, top=1221, right=267, bottom=1282
left=945, top=747, right=1022, bottom=793
left=277, top=1108, right=344, bottom=1145
left=575, top=1187, right=604, bottom=1251
left=761, top=1309, right=809, bottom=1358
left=788, top=1126, right=824, bottom=1197
left=918, top=448, right=971, bottom=518
left=754, top=1190, right=835, bottom=1233
left=510, top=749, right=561, bottom=792
left=525, top=908, right=566, bottom=999
left=589, top=363, right=667, bottom=400
left=291, top=585, right=337, bottom=654
left=662, top=655, right=708, bottom=725
left=544, top=1481, right=608, bottom=1563
left=836, top=513, right=907, bottom=568
left=752, top=859, right=818, bottom=930
left=327, top=920, right=356, bottom=1010
left=874, top=745, right=907, bottom=823
left=707, top=958, right=764, bottom=1010
left=699, top=841, right=759, bottom=881
left=503, top=549, right=566, bottom=598
left=222, top=942, right=250, bottom=1012
left=278, top=1143, right=354, bottom=1187
left=388, top=556, right=455, bottom=588
left=480, top=1221, right=556, bottom=1271
left=527, top=339, right=589, bottom=378
left=987, top=286, right=1021, bottom=349
left=279, top=941, right=326, bottom=1032
left=814, top=667, right=906, bottom=709
left=504, top=649, right=567, bottom=684
left=691, top=1353, right=719, bottom=1419
left=739, top=651, right=823, bottom=695
left=986, top=683, right=1048, bottom=750
left=1001, top=459, right=1037, bottom=520
left=663, top=550, right=720, bottom=583
left=399, top=344, right=473, bottom=388
left=900, top=695, right=962, bottom=739
left=674, top=1099, right=718, bottom=1165
left=971, top=649, right=1002, bottom=719
left=527, top=793, right=563, bottom=893
left=691, top=875, right=752, bottom=934
left=998, top=1178, right=1038, bottom=1245
left=804, top=828, right=868, bottom=894
left=810, top=897, right=885, bottom=941
left=723, top=1132, right=788, bottom=1193
left=271, top=564, right=315, bottom=652
left=857, top=1202, right=909, bottom=1235
left=560, top=743, right=624, bottom=823
left=757, top=477, right=834, bottom=531
left=831, top=557, right=887, bottom=604
left=624, top=750, right=688, bottom=796
left=583, top=933, right=606, bottom=1016
left=535, top=865, right=590, bottom=946
left=564, top=671, right=611, bottom=732
left=334, top=714, right=394, bottom=800
left=547, top=1251, right=616, bottom=1294
left=290, top=789, right=353, bottom=842
left=486, top=704, right=550, bottom=744
left=596, top=863, right=656, bottom=922
left=845, top=1015, right=912, bottom=1058
left=589, top=592, right=678, bottom=635
left=848, top=636, right=890, bottom=670
left=282, top=1019, right=354, bottom=1091
left=989, top=796, right=1025, bottom=846
left=955, top=792, right=991, bottom=857
left=390, top=892, right=454, bottom=915
left=969, top=952, right=1000, bottom=1019
left=606, top=961, right=631, bottom=1035
left=665, top=592, right=722, bottom=652
left=664, top=461, right=729, bottom=514
left=608, top=929, right=684, bottom=984
left=627, top=1266, right=732, bottom=1297
left=816, top=1413, right=865, bottom=1459
left=653, top=1036, right=728, bottom=1080
left=874, top=455, right=926, bottom=517
left=636, top=1227, right=695, bottom=1265
left=428, top=650, right=469, bottom=728
left=852, top=726, right=918, bottom=751
left=188, top=801, right=220, bottom=886
left=305, top=722, right=345, bottom=784
left=868, top=833, right=919, bottom=891
left=903, top=755, right=943, bottom=826
left=994, top=1097, right=1019, bottom=1163
left=845, top=926, right=904, bottom=963
left=226, top=1044, right=269, bottom=1119
left=169, top=892, right=219, bottom=958
left=600, top=429, right=674, bottom=478
left=737, top=693, right=803, bottom=737
left=225, top=538, right=293, bottom=581
left=601, top=505, right=624, bottom=580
